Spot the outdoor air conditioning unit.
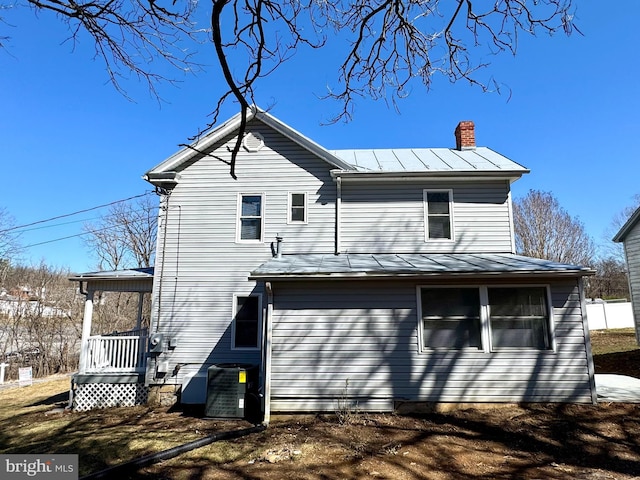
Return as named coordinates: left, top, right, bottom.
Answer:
left=205, top=363, right=259, bottom=420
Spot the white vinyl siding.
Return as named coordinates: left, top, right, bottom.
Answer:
left=340, top=181, right=513, bottom=254
left=622, top=222, right=640, bottom=340
left=147, top=119, right=337, bottom=388
left=269, top=279, right=594, bottom=412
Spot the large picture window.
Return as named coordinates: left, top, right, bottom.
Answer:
left=238, top=194, right=264, bottom=241
left=424, top=190, right=453, bottom=240
left=232, top=295, right=261, bottom=349
left=418, top=285, right=552, bottom=352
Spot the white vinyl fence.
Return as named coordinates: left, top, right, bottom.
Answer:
left=586, top=302, right=634, bottom=330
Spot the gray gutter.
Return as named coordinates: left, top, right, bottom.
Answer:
left=330, top=169, right=529, bottom=182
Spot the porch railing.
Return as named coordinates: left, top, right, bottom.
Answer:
left=85, top=332, right=148, bottom=374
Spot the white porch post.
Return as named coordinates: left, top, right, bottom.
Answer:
left=78, top=288, right=94, bottom=374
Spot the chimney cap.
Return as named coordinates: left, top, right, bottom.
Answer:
left=454, top=121, right=476, bottom=150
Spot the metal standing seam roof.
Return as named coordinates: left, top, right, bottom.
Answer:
left=331, top=147, right=528, bottom=173
left=145, top=106, right=529, bottom=181
left=69, top=267, right=155, bottom=282
left=249, top=254, right=594, bottom=279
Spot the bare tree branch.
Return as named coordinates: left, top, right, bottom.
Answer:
left=513, top=189, right=595, bottom=267
left=83, top=196, right=157, bottom=270
left=3, top=0, right=579, bottom=175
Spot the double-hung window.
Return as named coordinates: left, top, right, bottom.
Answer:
left=421, top=288, right=482, bottom=349
left=232, top=295, right=261, bottom=349
left=238, top=194, right=264, bottom=242
left=418, top=285, right=552, bottom=352
left=488, top=287, right=551, bottom=349
left=288, top=192, right=307, bottom=223
left=424, top=190, right=453, bottom=240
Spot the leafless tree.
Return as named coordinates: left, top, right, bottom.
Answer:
left=0, top=262, right=83, bottom=378
left=602, top=193, right=640, bottom=262
left=513, top=190, right=595, bottom=267
left=3, top=0, right=579, bottom=177
left=586, top=257, right=629, bottom=300
left=0, top=207, right=22, bottom=280
left=83, top=195, right=158, bottom=270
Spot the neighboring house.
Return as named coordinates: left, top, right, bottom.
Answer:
left=613, top=206, right=640, bottom=343
left=70, top=108, right=597, bottom=416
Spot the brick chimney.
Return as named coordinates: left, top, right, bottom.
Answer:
left=454, top=121, right=475, bottom=150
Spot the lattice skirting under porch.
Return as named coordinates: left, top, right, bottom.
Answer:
left=72, top=382, right=149, bottom=412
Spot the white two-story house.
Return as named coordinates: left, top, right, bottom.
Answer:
left=70, top=108, right=597, bottom=417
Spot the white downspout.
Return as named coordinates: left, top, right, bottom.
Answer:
left=263, top=282, right=274, bottom=425
left=78, top=288, right=94, bottom=374
left=335, top=176, right=342, bottom=255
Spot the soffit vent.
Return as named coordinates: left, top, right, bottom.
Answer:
left=242, top=131, right=265, bottom=152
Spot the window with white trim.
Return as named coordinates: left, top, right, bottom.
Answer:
left=232, top=295, right=261, bottom=349
left=424, top=189, right=453, bottom=240
left=238, top=194, right=264, bottom=241
left=421, top=287, right=482, bottom=349
left=288, top=192, right=307, bottom=223
left=488, top=287, right=551, bottom=349
left=418, top=285, right=552, bottom=351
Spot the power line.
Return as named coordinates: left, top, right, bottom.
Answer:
left=18, top=205, right=157, bottom=233
left=23, top=217, right=153, bottom=248
left=0, top=191, right=154, bottom=234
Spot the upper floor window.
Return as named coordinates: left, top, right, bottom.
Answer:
left=288, top=192, right=307, bottom=223
left=238, top=194, right=264, bottom=242
left=418, top=285, right=553, bottom=352
left=424, top=189, right=453, bottom=240
left=232, top=295, right=261, bottom=349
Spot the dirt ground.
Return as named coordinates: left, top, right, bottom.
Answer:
left=125, top=404, right=640, bottom=480
left=2, top=329, right=640, bottom=479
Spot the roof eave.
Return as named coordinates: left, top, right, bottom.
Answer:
left=69, top=275, right=154, bottom=282
left=249, top=269, right=594, bottom=281
left=330, top=169, right=529, bottom=182
left=143, top=171, right=181, bottom=187
left=144, top=106, right=354, bottom=177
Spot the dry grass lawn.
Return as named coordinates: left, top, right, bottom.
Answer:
left=0, top=328, right=639, bottom=479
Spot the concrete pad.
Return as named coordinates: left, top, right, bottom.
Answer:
left=595, top=374, right=640, bottom=402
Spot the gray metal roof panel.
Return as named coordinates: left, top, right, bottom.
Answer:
left=331, top=147, right=527, bottom=173
left=69, top=267, right=155, bottom=282
left=250, top=254, right=593, bottom=279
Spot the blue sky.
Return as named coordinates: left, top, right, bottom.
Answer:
left=1, top=2, right=639, bottom=273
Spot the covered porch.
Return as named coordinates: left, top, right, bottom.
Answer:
left=69, top=268, right=154, bottom=411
